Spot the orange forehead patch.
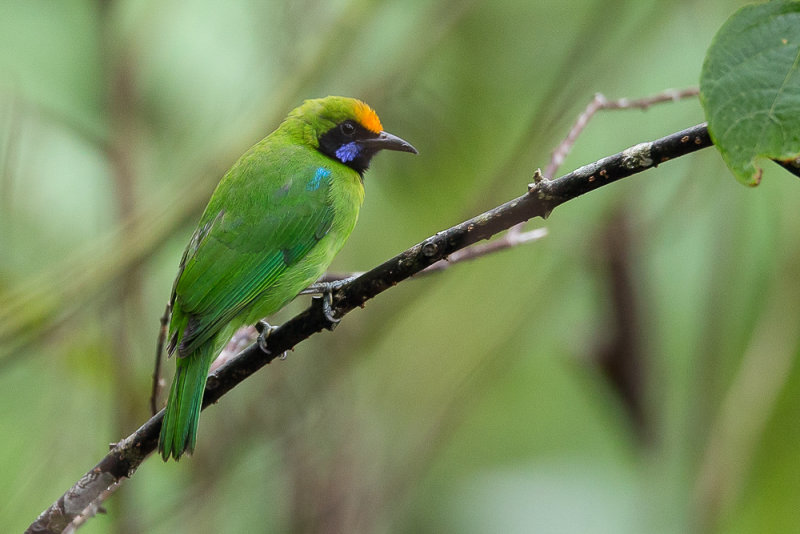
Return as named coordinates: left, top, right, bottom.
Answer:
left=354, top=100, right=383, bottom=134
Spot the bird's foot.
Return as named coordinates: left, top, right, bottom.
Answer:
left=256, top=320, right=287, bottom=360
left=310, top=280, right=348, bottom=330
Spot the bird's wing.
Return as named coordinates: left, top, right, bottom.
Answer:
left=167, top=160, right=337, bottom=357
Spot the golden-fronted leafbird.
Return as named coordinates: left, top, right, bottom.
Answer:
left=158, top=96, right=417, bottom=461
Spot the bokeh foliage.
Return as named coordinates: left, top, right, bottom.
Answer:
left=2, top=1, right=799, bottom=533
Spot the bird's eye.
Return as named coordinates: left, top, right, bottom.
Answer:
left=340, top=122, right=356, bottom=136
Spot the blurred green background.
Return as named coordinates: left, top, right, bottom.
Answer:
left=2, top=0, right=799, bottom=532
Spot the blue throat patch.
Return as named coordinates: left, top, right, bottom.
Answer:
left=335, top=142, right=360, bottom=163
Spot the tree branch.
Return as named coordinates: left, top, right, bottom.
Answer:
left=26, top=122, right=713, bottom=534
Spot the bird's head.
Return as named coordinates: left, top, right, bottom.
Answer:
left=287, top=96, right=417, bottom=176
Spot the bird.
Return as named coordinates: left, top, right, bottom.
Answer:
left=158, top=96, right=417, bottom=461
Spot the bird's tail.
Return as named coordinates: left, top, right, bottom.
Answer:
left=158, top=343, right=216, bottom=461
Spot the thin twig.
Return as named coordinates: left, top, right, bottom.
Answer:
left=62, top=483, right=119, bottom=534
left=421, top=227, right=548, bottom=274
left=149, top=303, right=170, bottom=416
left=209, top=325, right=258, bottom=373
left=504, top=89, right=699, bottom=241
left=545, top=87, right=700, bottom=180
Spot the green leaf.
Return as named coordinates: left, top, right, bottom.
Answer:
left=700, top=0, right=800, bottom=186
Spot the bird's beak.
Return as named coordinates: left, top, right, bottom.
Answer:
left=360, top=131, right=418, bottom=154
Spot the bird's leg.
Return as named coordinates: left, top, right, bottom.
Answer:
left=303, top=275, right=358, bottom=297
left=256, top=320, right=287, bottom=360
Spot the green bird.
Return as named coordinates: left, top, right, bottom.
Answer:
left=158, top=96, right=417, bottom=461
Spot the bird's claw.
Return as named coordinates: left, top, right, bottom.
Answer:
left=311, top=283, right=344, bottom=331
left=256, top=320, right=287, bottom=360
left=322, top=291, right=340, bottom=328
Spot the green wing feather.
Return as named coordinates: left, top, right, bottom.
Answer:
left=159, top=152, right=338, bottom=459
left=168, top=142, right=336, bottom=358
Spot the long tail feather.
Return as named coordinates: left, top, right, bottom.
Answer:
left=158, top=344, right=216, bottom=461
